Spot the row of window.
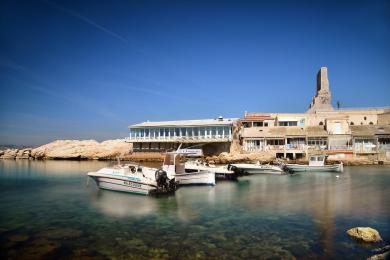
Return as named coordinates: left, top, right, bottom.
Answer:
left=129, top=126, right=232, bottom=138
left=279, top=121, right=298, bottom=126
left=245, top=138, right=328, bottom=146
left=242, top=122, right=270, bottom=128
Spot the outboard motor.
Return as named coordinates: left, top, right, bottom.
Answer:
left=228, top=164, right=242, bottom=176
left=154, top=169, right=175, bottom=193
left=155, top=169, right=168, bottom=187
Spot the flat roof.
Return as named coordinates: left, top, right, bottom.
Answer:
left=129, top=118, right=238, bottom=128
left=350, top=125, right=390, bottom=136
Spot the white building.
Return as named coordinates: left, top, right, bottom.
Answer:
left=126, top=117, right=237, bottom=155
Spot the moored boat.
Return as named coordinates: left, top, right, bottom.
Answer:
left=87, top=163, right=176, bottom=195
left=283, top=155, right=343, bottom=173
left=163, top=153, right=216, bottom=186
left=185, top=160, right=237, bottom=180
left=228, top=162, right=284, bottom=175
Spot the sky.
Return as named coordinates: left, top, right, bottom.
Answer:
left=0, top=0, right=389, bottom=146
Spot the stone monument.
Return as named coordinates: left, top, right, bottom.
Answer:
left=307, top=67, right=334, bottom=113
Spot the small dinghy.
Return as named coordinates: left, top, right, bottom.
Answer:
left=185, top=160, right=237, bottom=180
left=283, top=155, right=343, bottom=173
left=87, top=163, right=176, bottom=195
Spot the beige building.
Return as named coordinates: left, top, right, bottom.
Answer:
left=240, top=67, right=390, bottom=159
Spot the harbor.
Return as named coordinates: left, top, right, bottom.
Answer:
left=1, top=0, right=390, bottom=259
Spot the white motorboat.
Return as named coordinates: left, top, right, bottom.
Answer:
left=185, top=160, right=237, bottom=180
left=228, top=162, right=284, bottom=175
left=283, top=155, right=343, bottom=173
left=87, top=163, right=176, bottom=195
left=163, top=153, right=216, bottom=186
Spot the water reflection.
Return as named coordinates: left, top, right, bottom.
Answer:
left=0, top=159, right=110, bottom=178
left=89, top=189, right=159, bottom=218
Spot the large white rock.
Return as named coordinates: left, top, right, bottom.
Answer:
left=30, top=139, right=133, bottom=160
left=0, top=149, right=18, bottom=159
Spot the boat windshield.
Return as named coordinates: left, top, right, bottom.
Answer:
left=163, top=154, right=175, bottom=165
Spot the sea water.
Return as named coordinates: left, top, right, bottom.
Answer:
left=0, top=160, right=389, bottom=259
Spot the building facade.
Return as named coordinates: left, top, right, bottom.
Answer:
left=126, top=117, right=237, bottom=155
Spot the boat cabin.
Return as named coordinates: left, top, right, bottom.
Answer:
left=308, top=155, right=326, bottom=166
left=162, top=153, right=185, bottom=177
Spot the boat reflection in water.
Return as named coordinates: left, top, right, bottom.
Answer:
left=88, top=188, right=160, bottom=218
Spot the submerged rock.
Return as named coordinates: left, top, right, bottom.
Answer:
left=39, top=228, right=83, bottom=239
left=8, top=234, right=29, bottom=242
left=367, top=252, right=389, bottom=260
left=346, top=227, right=382, bottom=243
left=368, top=244, right=390, bottom=260
left=13, top=238, right=60, bottom=259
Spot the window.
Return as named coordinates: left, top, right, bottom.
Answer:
left=181, top=128, right=186, bottom=137
left=199, top=127, right=205, bottom=136
left=267, top=139, right=285, bottom=145
left=369, top=122, right=374, bottom=125
left=308, top=138, right=327, bottom=146
left=334, top=122, right=342, bottom=134
left=187, top=128, right=193, bottom=137
left=279, top=121, right=298, bottom=126
left=319, top=121, right=324, bottom=126
left=264, top=122, right=268, bottom=127
left=175, top=128, right=180, bottom=137
left=242, top=122, right=250, bottom=128
left=253, top=122, right=263, bottom=127
left=160, top=128, right=164, bottom=137
left=193, top=127, right=199, bottom=137
left=145, top=128, right=149, bottom=138
left=170, top=128, right=174, bottom=137
left=364, top=116, right=367, bottom=121
left=350, top=122, right=354, bottom=125
left=212, top=127, right=217, bottom=137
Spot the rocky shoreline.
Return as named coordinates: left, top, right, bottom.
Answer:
left=1, top=139, right=389, bottom=165
left=0, top=140, right=133, bottom=160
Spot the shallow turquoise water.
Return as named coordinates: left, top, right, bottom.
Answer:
left=0, top=160, right=389, bottom=259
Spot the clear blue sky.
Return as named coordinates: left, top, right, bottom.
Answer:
left=0, top=0, right=389, bottom=146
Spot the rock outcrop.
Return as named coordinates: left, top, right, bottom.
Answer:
left=206, top=151, right=275, bottom=164
left=0, top=139, right=133, bottom=160
left=0, top=149, right=20, bottom=159
left=347, top=227, right=382, bottom=243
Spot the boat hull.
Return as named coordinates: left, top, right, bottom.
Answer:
left=175, top=171, right=216, bottom=186
left=230, top=164, right=284, bottom=175
left=284, top=164, right=343, bottom=173
left=215, top=172, right=238, bottom=180
left=88, top=173, right=157, bottom=195
left=185, top=165, right=237, bottom=181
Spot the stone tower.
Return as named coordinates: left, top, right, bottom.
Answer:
left=307, top=67, right=334, bottom=113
